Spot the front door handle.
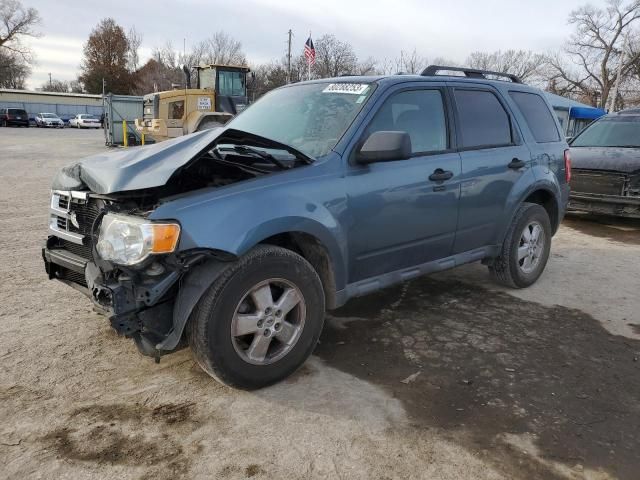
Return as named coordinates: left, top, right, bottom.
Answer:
left=429, top=168, right=454, bottom=182
left=508, top=158, right=527, bottom=169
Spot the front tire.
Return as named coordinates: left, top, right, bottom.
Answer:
left=489, top=202, right=552, bottom=288
left=187, top=245, right=326, bottom=389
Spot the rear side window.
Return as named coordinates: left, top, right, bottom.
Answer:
left=366, top=89, right=448, bottom=154
left=454, top=89, right=512, bottom=148
left=509, top=91, right=560, bottom=143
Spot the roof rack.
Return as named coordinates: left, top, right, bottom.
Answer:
left=421, top=65, right=523, bottom=84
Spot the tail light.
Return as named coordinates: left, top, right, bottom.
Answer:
left=564, top=149, right=571, bottom=184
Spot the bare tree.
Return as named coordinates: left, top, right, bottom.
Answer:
left=0, top=0, right=40, bottom=59
left=544, top=0, right=640, bottom=108
left=356, top=56, right=378, bottom=76
left=40, top=78, right=71, bottom=92
left=192, top=31, right=246, bottom=66
left=307, top=34, right=358, bottom=78
left=0, top=49, right=29, bottom=87
left=466, top=50, right=546, bottom=83
left=127, top=26, right=143, bottom=72
left=0, top=0, right=40, bottom=88
left=377, top=51, right=456, bottom=76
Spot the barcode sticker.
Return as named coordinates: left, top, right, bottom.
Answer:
left=322, top=83, right=369, bottom=95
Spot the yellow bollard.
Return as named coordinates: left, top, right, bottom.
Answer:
left=141, top=133, right=145, bottom=146
left=122, top=120, right=128, bottom=147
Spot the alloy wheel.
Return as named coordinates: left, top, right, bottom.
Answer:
left=230, top=278, right=306, bottom=365
left=517, top=221, right=545, bottom=274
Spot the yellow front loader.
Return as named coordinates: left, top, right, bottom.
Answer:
left=135, top=64, right=250, bottom=142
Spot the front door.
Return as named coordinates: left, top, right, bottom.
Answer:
left=346, top=87, right=462, bottom=282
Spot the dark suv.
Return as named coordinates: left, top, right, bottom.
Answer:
left=0, top=108, right=30, bottom=127
left=43, top=66, right=570, bottom=389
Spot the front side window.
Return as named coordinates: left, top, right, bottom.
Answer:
left=454, top=89, right=512, bottom=148
left=365, top=89, right=448, bottom=154
left=218, top=70, right=246, bottom=97
left=168, top=101, right=185, bottom=120
left=228, top=82, right=375, bottom=158
left=509, top=91, right=560, bottom=143
left=571, top=117, right=640, bottom=148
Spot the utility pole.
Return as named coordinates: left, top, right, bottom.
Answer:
left=286, top=29, right=293, bottom=84
left=608, top=34, right=629, bottom=113
left=102, top=78, right=106, bottom=97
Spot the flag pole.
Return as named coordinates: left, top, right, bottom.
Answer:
left=308, top=31, right=312, bottom=81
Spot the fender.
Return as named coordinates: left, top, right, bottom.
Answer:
left=496, top=175, right=561, bottom=244
left=150, top=159, right=349, bottom=290
left=156, top=257, right=229, bottom=352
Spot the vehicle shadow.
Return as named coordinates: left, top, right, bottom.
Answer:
left=563, top=212, right=640, bottom=245
left=315, top=276, right=640, bottom=480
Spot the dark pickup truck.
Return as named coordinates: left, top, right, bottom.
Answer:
left=43, top=66, right=570, bottom=389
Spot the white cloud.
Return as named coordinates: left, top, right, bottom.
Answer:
left=22, top=0, right=603, bottom=89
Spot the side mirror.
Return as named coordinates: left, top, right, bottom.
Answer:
left=356, top=131, right=412, bottom=164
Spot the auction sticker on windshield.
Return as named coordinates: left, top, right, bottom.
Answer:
left=322, top=83, right=369, bottom=95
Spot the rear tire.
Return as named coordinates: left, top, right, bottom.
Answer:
left=489, top=202, right=552, bottom=288
left=187, top=245, right=325, bottom=389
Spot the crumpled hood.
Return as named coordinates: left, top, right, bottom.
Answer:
left=570, top=146, right=640, bottom=174
left=51, top=128, right=222, bottom=194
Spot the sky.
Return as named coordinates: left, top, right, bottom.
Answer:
left=22, top=0, right=606, bottom=89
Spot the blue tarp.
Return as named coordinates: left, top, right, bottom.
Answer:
left=569, top=106, right=606, bottom=120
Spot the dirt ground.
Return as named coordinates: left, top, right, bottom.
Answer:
left=1, top=128, right=639, bottom=480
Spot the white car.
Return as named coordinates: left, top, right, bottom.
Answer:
left=69, top=114, right=101, bottom=129
left=35, top=113, right=64, bottom=128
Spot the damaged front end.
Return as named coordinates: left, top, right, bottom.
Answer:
left=569, top=169, right=640, bottom=218
left=42, top=128, right=314, bottom=358
left=42, top=189, right=222, bottom=359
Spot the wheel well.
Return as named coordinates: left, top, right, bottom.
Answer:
left=524, top=189, right=559, bottom=233
left=259, top=232, right=337, bottom=309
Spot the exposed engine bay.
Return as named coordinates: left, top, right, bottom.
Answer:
left=44, top=128, right=314, bottom=359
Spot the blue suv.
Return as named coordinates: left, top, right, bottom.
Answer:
left=43, top=66, right=570, bottom=389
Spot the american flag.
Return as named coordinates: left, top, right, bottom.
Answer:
left=304, top=36, right=316, bottom=66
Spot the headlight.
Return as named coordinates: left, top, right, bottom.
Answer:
left=96, top=214, right=180, bottom=266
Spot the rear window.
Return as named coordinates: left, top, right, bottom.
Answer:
left=509, top=91, right=560, bottom=143
left=454, top=89, right=512, bottom=148
left=8, top=109, right=27, bottom=115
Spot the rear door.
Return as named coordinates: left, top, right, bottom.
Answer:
left=507, top=90, right=566, bottom=180
left=448, top=84, right=532, bottom=253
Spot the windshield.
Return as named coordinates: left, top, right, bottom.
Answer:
left=571, top=117, right=640, bottom=148
left=41, top=113, right=57, bottom=118
left=227, top=82, right=375, bottom=158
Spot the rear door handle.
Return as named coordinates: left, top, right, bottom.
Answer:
left=429, top=168, right=454, bottom=182
left=508, top=158, right=527, bottom=169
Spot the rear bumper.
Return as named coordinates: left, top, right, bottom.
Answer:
left=569, top=192, right=640, bottom=218
left=5, top=119, right=29, bottom=126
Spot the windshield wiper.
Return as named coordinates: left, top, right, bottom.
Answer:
left=230, top=145, right=291, bottom=169
left=209, top=152, right=271, bottom=175
left=217, top=129, right=315, bottom=165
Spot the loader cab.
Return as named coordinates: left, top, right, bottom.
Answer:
left=195, top=64, right=250, bottom=115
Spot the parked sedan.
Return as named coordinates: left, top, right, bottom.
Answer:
left=35, top=113, right=65, bottom=128
left=69, top=114, right=101, bottom=129
left=0, top=108, right=29, bottom=127
left=569, top=109, right=640, bottom=218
